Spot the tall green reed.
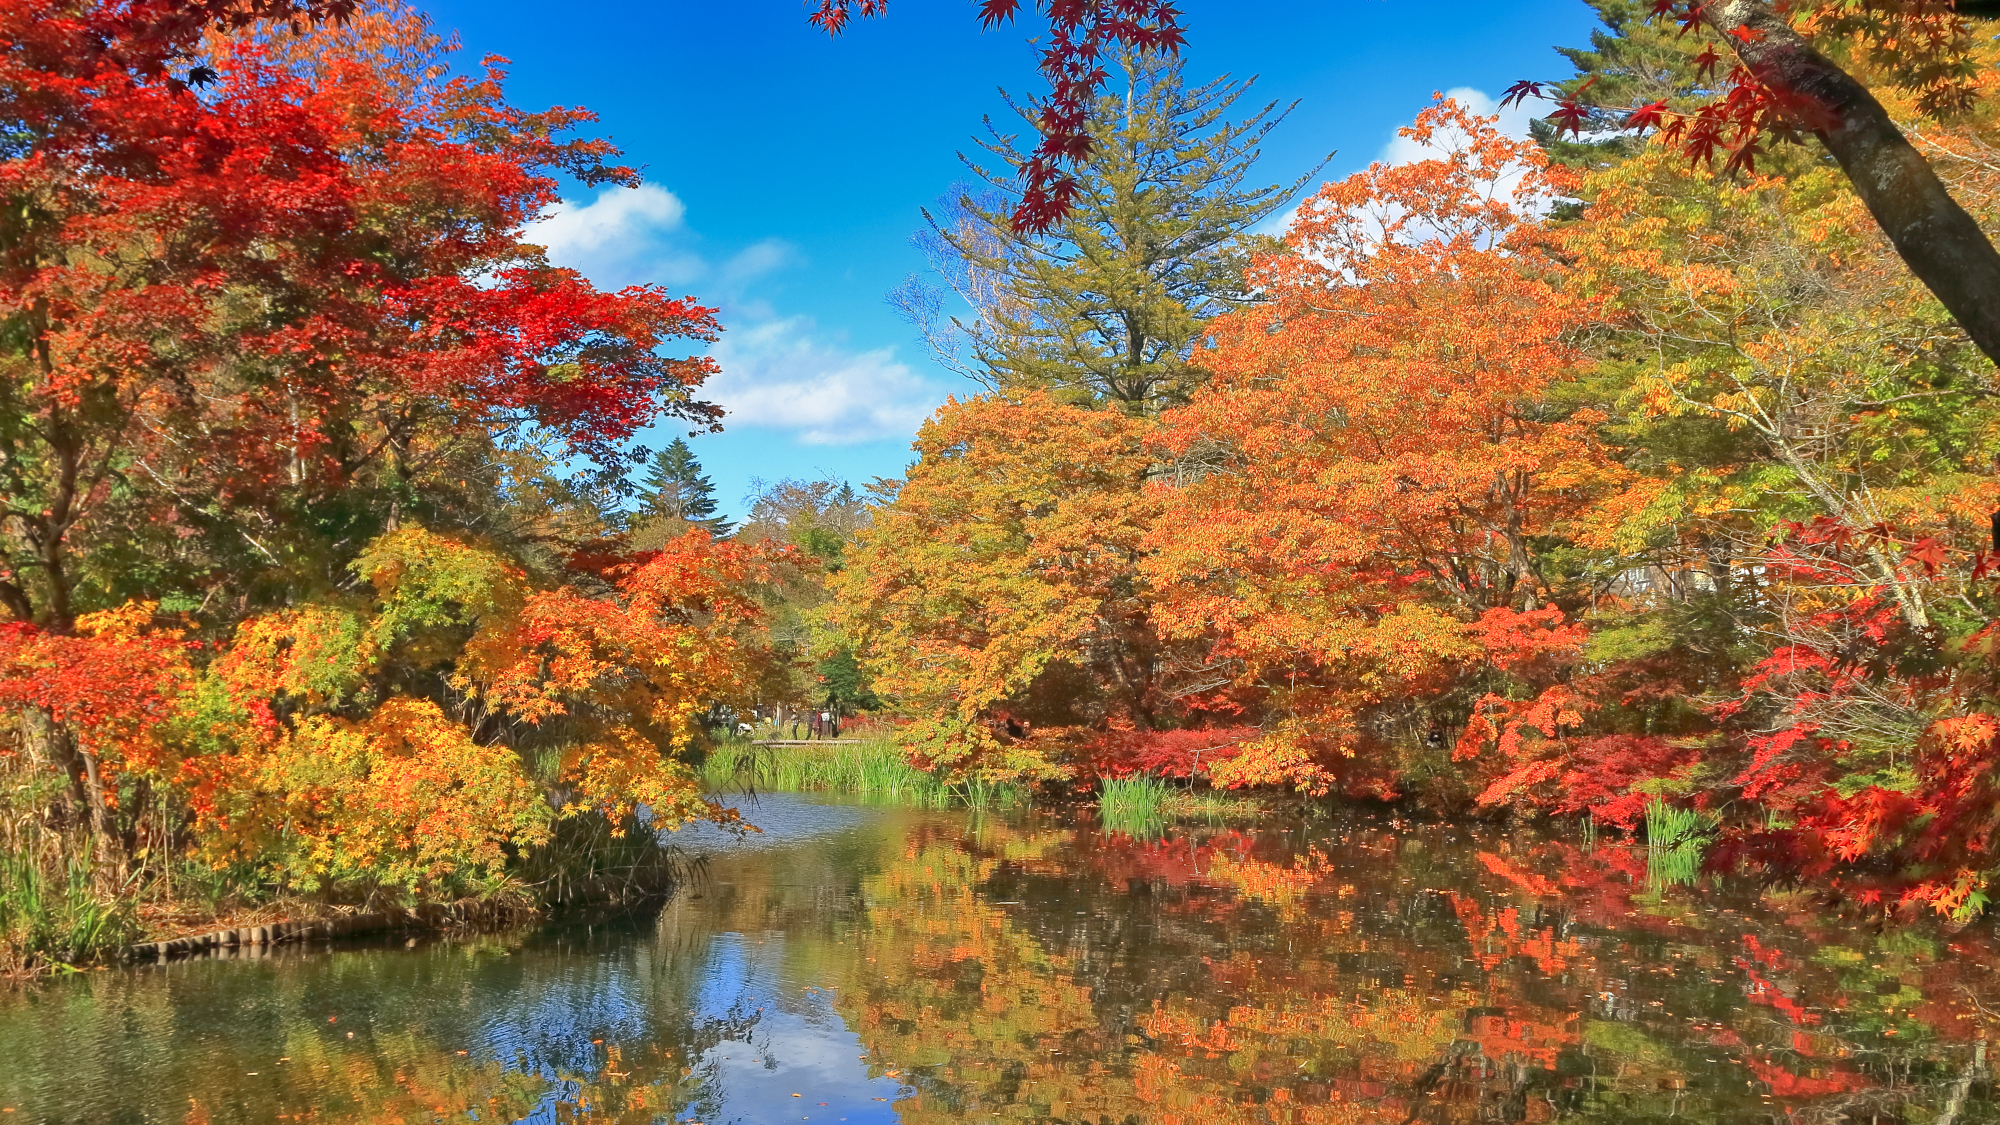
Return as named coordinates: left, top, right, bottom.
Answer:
left=701, top=738, right=1022, bottom=809
left=1099, top=775, right=1172, bottom=839
left=1644, top=799, right=1719, bottom=891
left=1, top=840, right=139, bottom=973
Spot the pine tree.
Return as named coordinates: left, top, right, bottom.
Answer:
left=893, top=51, right=1320, bottom=416
left=636, top=438, right=732, bottom=540
left=1530, top=0, right=1716, bottom=168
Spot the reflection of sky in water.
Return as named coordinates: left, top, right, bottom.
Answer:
left=476, top=956, right=658, bottom=1078
left=681, top=932, right=904, bottom=1125
left=487, top=794, right=900, bottom=1125
left=10, top=799, right=2000, bottom=1125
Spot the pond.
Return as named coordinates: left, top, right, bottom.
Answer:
left=3, top=793, right=1998, bottom=1124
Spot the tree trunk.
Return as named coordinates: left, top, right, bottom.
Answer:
left=1705, top=0, right=2000, bottom=366
left=18, top=707, right=125, bottom=886
left=19, top=706, right=86, bottom=832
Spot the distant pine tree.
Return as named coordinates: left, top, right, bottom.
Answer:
left=637, top=438, right=733, bottom=540
left=893, top=51, right=1322, bottom=417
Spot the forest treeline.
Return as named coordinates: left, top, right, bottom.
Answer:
left=7, top=0, right=2000, bottom=974
left=835, top=6, right=2000, bottom=921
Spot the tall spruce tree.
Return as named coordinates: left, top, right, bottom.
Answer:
left=894, top=51, right=1321, bottom=416
left=635, top=438, right=732, bottom=540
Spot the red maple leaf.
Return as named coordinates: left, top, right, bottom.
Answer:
left=1625, top=100, right=1671, bottom=131
left=1906, top=537, right=1949, bottom=575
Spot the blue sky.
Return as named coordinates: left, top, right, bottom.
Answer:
left=415, top=0, right=1606, bottom=521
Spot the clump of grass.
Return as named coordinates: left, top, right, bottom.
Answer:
left=1, top=841, right=139, bottom=974
left=1100, top=775, right=1266, bottom=837
left=702, top=738, right=1023, bottom=809
left=1644, top=799, right=1717, bottom=848
left=1644, top=799, right=1719, bottom=890
left=1100, top=775, right=1172, bottom=838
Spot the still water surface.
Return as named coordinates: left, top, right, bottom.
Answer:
left=3, top=794, right=1999, bottom=1124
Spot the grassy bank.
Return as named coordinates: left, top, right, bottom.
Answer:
left=701, top=738, right=1026, bottom=808
left=2, top=802, right=699, bottom=977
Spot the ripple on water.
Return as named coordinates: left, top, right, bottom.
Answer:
left=663, top=789, right=876, bottom=852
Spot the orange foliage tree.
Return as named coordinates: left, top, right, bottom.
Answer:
left=0, top=0, right=757, bottom=921
left=826, top=392, right=1165, bottom=783
left=1146, top=99, right=1644, bottom=798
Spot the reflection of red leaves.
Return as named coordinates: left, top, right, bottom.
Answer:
left=1476, top=851, right=1561, bottom=898
left=1741, top=1052, right=1866, bottom=1101
left=1736, top=956, right=1821, bottom=1026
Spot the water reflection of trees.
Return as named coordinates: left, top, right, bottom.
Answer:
left=777, top=816, right=2000, bottom=1124
left=14, top=930, right=765, bottom=1124
left=18, top=810, right=2000, bottom=1123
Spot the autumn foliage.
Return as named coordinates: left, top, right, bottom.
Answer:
left=838, top=27, right=2000, bottom=918
left=5, top=527, right=778, bottom=898
left=18, top=0, right=2000, bottom=935
left=0, top=0, right=772, bottom=922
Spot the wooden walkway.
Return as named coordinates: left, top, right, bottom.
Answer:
left=749, top=739, right=865, bottom=746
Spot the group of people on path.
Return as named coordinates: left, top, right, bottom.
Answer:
left=727, top=704, right=842, bottom=741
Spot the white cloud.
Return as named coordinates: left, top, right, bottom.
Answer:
left=706, top=317, right=942, bottom=445
left=721, top=239, right=798, bottom=288
left=1256, top=87, right=1540, bottom=240
left=524, top=187, right=939, bottom=450
left=524, top=184, right=703, bottom=287
left=1376, top=86, right=1536, bottom=166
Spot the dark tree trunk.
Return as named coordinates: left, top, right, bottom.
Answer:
left=1706, top=0, right=2000, bottom=366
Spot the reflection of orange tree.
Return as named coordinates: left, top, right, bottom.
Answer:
left=1139, top=989, right=1467, bottom=1123
left=813, top=818, right=2000, bottom=1122
left=1447, top=891, right=1582, bottom=978
left=1202, top=847, right=1330, bottom=923
left=179, top=1035, right=716, bottom=1124
left=827, top=821, right=1151, bottom=1123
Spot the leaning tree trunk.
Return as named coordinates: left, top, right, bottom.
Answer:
left=1704, top=0, right=2000, bottom=367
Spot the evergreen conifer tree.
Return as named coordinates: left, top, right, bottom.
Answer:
left=894, top=51, right=1321, bottom=416
left=1530, top=0, right=1719, bottom=168
left=636, top=438, right=732, bottom=540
